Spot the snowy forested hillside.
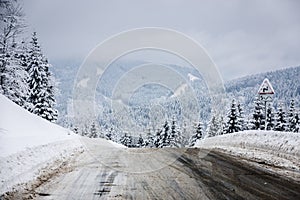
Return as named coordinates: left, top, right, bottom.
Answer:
left=52, top=61, right=299, bottom=131
left=226, top=66, right=300, bottom=113
left=1, top=0, right=299, bottom=148
left=0, top=0, right=58, bottom=123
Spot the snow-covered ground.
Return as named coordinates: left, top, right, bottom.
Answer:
left=0, top=95, right=79, bottom=157
left=195, top=130, right=300, bottom=172
left=0, top=95, right=83, bottom=195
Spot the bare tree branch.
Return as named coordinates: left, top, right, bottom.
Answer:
left=0, top=0, right=26, bottom=53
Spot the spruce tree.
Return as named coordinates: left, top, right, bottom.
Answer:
left=153, top=129, right=162, bottom=148
left=169, top=117, right=182, bottom=147
left=291, top=112, right=299, bottom=133
left=159, top=120, right=171, bottom=148
left=237, top=102, right=246, bottom=131
left=120, top=133, right=132, bottom=147
left=27, top=32, right=58, bottom=121
left=189, top=121, right=203, bottom=147
left=219, top=115, right=226, bottom=135
left=144, top=129, right=154, bottom=147
left=105, top=127, right=113, bottom=140
left=226, top=99, right=241, bottom=133
left=0, top=0, right=27, bottom=104
left=89, top=122, right=98, bottom=138
left=288, top=100, right=296, bottom=132
left=207, top=114, right=219, bottom=137
left=250, top=97, right=264, bottom=130
left=266, top=103, right=275, bottom=130
left=0, top=45, right=29, bottom=107
left=137, top=134, right=144, bottom=148
left=274, top=103, right=287, bottom=131
left=73, top=126, right=79, bottom=134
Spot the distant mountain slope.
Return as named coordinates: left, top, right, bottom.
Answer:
left=51, top=59, right=300, bottom=129
left=225, top=66, right=300, bottom=112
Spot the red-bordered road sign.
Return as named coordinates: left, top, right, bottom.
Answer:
left=258, top=78, right=275, bottom=95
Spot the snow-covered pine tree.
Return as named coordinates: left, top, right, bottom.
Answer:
left=0, top=0, right=28, bottom=106
left=274, top=103, right=287, bottom=131
left=120, top=133, right=132, bottom=147
left=180, top=121, right=189, bottom=146
left=144, top=128, right=154, bottom=147
left=159, top=120, right=171, bottom=148
left=219, top=115, right=226, bottom=135
left=27, top=32, right=58, bottom=122
left=104, top=127, right=113, bottom=140
left=44, top=62, right=58, bottom=120
left=287, top=100, right=299, bottom=133
left=73, top=126, right=79, bottom=134
left=291, top=112, right=299, bottom=133
left=0, top=44, right=29, bottom=107
left=89, top=121, right=98, bottom=138
left=237, top=102, right=246, bottom=131
left=189, top=121, right=203, bottom=147
left=137, top=134, right=144, bottom=148
left=288, top=99, right=296, bottom=132
left=266, top=103, right=275, bottom=130
left=153, top=129, right=162, bottom=148
left=249, top=96, right=264, bottom=130
left=225, top=99, right=241, bottom=133
left=207, top=114, right=219, bottom=137
left=171, top=117, right=183, bottom=147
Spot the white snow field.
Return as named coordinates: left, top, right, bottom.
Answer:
left=0, top=94, right=83, bottom=194
left=195, top=130, right=300, bottom=171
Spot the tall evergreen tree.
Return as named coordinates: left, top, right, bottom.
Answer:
left=27, top=32, right=58, bottom=121
left=159, top=120, right=171, bottom=148
left=207, top=114, right=219, bottom=137
left=291, top=112, right=299, bottom=133
left=237, top=102, right=246, bottom=131
left=144, top=128, right=154, bottom=147
left=105, top=127, right=113, bottom=140
left=169, top=117, right=182, bottom=147
left=153, top=129, right=162, bottom=148
left=250, top=97, right=264, bottom=130
left=137, top=134, right=144, bottom=148
left=189, top=121, right=203, bottom=147
left=0, top=0, right=26, bottom=95
left=219, top=115, right=226, bottom=135
left=274, top=103, right=287, bottom=131
left=89, top=121, right=98, bottom=138
left=288, top=99, right=296, bottom=132
left=0, top=44, right=29, bottom=107
left=226, top=99, right=241, bottom=133
left=266, top=103, right=275, bottom=130
left=120, top=133, right=132, bottom=147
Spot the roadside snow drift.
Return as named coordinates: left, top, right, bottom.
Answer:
left=195, top=130, right=300, bottom=170
left=0, top=94, right=78, bottom=157
left=0, top=94, right=82, bottom=194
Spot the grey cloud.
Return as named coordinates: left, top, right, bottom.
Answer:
left=22, top=0, right=300, bottom=80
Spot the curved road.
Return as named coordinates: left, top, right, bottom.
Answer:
left=33, top=140, right=300, bottom=200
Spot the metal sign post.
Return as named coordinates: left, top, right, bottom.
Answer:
left=258, top=78, right=275, bottom=130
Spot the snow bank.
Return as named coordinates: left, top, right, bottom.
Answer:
left=0, top=139, right=83, bottom=194
left=195, top=130, right=300, bottom=170
left=0, top=94, right=78, bottom=157
left=0, top=95, right=83, bottom=194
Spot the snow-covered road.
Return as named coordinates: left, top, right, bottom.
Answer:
left=30, top=142, right=300, bottom=200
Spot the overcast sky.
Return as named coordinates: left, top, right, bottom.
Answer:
left=22, top=0, right=300, bottom=80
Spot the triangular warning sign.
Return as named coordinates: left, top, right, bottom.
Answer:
left=258, top=78, right=275, bottom=95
